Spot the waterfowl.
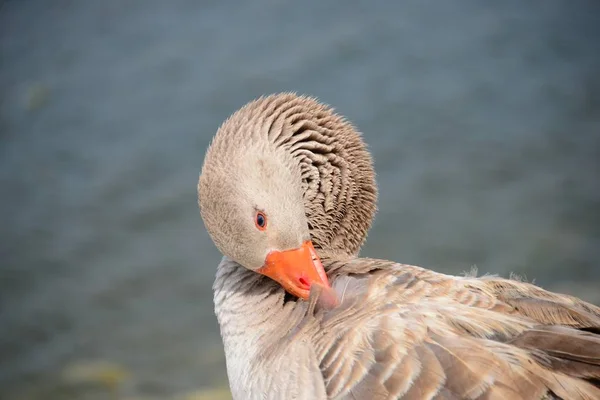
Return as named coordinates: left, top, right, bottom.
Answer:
left=198, top=93, right=600, bottom=400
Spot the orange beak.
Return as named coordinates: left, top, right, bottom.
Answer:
left=257, top=241, right=330, bottom=300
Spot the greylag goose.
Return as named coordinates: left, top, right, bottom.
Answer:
left=198, top=93, right=600, bottom=400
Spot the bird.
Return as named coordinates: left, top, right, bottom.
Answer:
left=198, top=93, right=600, bottom=400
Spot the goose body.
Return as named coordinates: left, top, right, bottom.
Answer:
left=198, top=93, right=600, bottom=400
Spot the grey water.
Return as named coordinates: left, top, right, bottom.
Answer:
left=1, top=1, right=599, bottom=398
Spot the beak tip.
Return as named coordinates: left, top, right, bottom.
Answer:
left=310, top=282, right=340, bottom=310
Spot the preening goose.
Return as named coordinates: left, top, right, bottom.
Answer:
left=198, top=93, right=600, bottom=400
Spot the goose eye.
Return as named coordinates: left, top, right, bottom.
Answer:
left=255, top=212, right=267, bottom=230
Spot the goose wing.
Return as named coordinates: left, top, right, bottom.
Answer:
left=313, top=259, right=600, bottom=399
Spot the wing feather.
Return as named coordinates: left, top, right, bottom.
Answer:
left=313, top=258, right=600, bottom=399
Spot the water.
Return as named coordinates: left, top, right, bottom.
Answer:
left=1, top=1, right=599, bottom=398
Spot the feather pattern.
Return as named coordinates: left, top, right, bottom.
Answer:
left=311, top=259, right=600, bottom=399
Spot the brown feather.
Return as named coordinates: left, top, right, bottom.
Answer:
left=312, top=259, right=600, bottom=399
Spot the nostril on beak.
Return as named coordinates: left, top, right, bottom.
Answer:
left=298, top=276, right=309, bottom=289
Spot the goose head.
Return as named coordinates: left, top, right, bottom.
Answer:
left=198, top=93, right=377, bottom=299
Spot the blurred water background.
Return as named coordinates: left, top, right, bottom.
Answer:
left=1, top=1, right=599, bottom=399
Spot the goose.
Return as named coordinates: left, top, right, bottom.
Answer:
left=198, top=93, right=600, bottom=400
